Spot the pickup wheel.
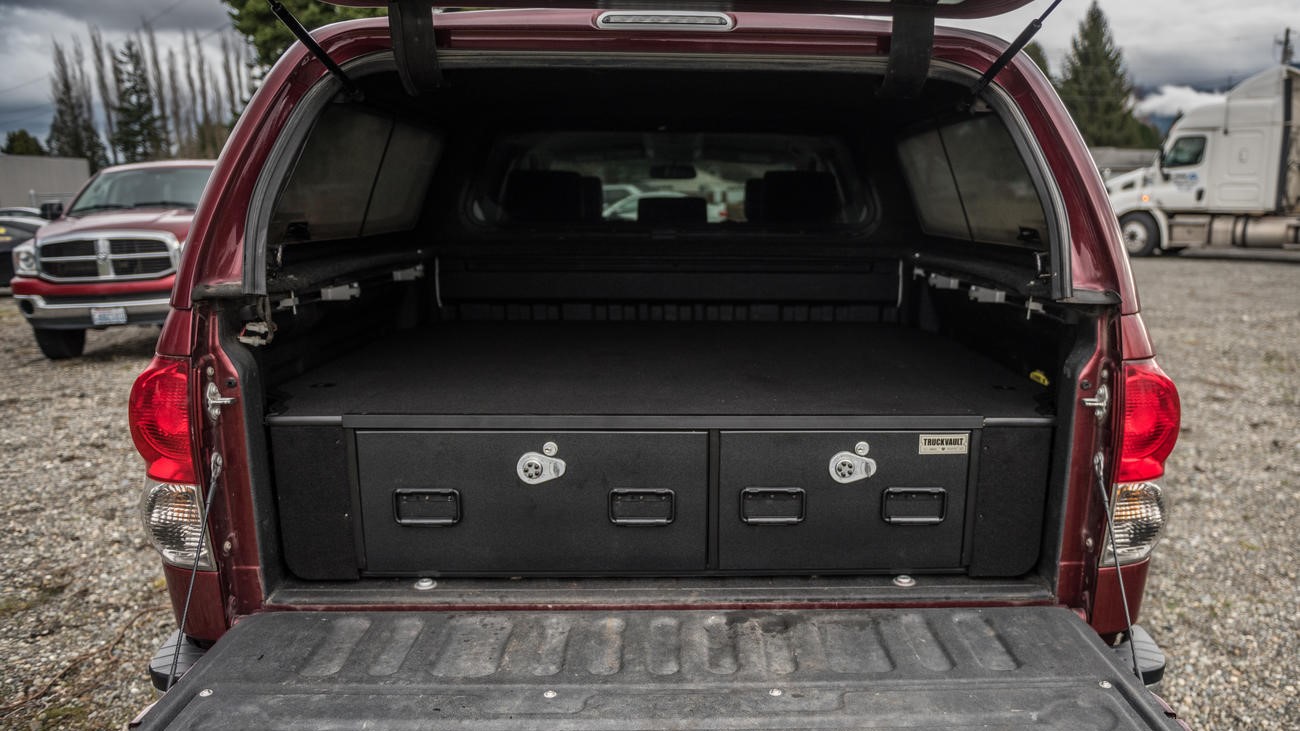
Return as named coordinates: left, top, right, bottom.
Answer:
left=33, top=329, right=86, bottom=360
left=1119, top=212, right=1160, bottom=257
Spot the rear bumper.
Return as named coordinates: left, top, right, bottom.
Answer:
left=134, top=607, right=1186, bottom=730
left=13, top=292, right=171, bottom=329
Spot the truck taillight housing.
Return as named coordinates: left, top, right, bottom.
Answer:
left=129, top=356, right=197, bottom=483
left=1117, top=360, right=1180, bottom=483
left=1104, top=358, right=1180, bottom=566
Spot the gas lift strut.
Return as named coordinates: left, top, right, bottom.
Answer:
left=267, top=0, right=364, bottom=101
left=964, top=0, right=1065, bottom=107
left=268, top=0, right=442, bottom=97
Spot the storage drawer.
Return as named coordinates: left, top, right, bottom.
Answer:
left=356, top=430, right=708, bottom=574
left=718, top=431, right=971, bottom=571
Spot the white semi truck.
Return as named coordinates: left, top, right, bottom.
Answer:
left=1108, top=65, right=1300, bottom=256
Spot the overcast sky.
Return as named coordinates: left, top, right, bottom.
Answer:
left=1, top=0, right=1297, bottom=146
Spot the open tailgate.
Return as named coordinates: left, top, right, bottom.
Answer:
left=133, top=607, right=1181, bottom=730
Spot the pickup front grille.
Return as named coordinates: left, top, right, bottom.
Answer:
left=36, top=232, right=178, bottom=282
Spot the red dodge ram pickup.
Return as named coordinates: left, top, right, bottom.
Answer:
left=128, top=2, right=1185, bottom=729
left=10, top=160, right=214, bottom=359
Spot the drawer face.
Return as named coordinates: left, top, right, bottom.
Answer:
left=356, top=431, right=708, bottom=574
left=718, top=431, right=971, bottom=571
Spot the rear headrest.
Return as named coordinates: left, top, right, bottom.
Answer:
left=761, top=171, right=839, bottom=224
left=502, top=170, right=585, bottom=223
left=744, top=178, right=764, bottom=223
left=637, top=196, right=707, bottom=226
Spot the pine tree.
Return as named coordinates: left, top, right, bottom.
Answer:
left=112, top=39, right=166, bottom=163
left=1056, top=2, right=1160, bottom=148
left=46, top=40, right=108, bottom=171
left=3, top=130, right=46, bottom=155
left=222, top=0, right=383, bottom=69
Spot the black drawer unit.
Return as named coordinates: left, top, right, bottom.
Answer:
left=718, top=431, right=972, bottom=572
left=355, top=430, right=709, bottom=575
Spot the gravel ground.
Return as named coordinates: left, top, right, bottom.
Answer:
left=0, top=257, right=1295, bottom=729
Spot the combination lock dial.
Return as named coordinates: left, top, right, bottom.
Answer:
left=517, top=445, right=566, bottom=485
left=829, top=444, right=877, bottom=484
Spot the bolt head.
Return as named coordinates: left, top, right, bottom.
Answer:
left=1098, top=680, right=1113, bottom=689
left=414, top=578, right=436, bottom=590
left=768, top=688, right=783, bottom=697
left=893, top=574, right=917, bottom=588
left=543, top=690, right=558, bottom=699
left=198, top=688, right=214, bottom=697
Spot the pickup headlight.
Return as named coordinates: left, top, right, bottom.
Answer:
left=12, top=241, right=37, bottom=277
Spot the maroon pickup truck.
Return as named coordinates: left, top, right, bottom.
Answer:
left=10, top=160, right=213, bottom=359
left=127, top=3, right=1185, bottom=729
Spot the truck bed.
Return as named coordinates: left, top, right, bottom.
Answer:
left=134, top=607, right=1181, bottom=730
left=268, top=322, right=1051, bottom=425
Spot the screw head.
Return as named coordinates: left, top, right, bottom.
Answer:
left=854, top=441, right=870, bottom=456
left=768, top=688, right=783, bottom=697
left=198, top=689, right=214, bottom=697
left=893, top=574, right=917, bottom=588
left=1098, top=680, right=1113, bottom=689
left=414, top=578, right=436, bottom=591
left=542, top=441, right=558, bottom=456
left=222, top=539, right=233, bottom=555
left=543, top=690, right=558, bottom=699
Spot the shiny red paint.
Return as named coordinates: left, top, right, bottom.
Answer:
left=1092, top=560, right=1151, bottom=635
left=162, top=10, right=1156, bottom=635
left=11, top=275, right=176, bottom=297
left=324, top=0, right=1037, bottom=19
left=161, top=563, right=226, bottom=641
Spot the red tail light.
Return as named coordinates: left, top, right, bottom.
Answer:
left=129, top=356, right=197, bottom=483
left=1118, top=359, right=1180, bottom=482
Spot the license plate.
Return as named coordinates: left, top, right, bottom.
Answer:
left=90, top=306, right=128, bottom=326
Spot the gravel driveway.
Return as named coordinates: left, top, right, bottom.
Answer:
left=0, top=257, right=1296, bottom=729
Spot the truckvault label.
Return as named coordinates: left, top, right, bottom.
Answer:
left=918, top=433, right=969, bottom=455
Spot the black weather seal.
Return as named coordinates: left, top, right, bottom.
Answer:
left=389, top=0, right=443, bottom=95
left=877, top=0, right=938, bottom=100
left=267, top=0, right=363, bottom=102
left=964, top=0, right=1064, bottom=108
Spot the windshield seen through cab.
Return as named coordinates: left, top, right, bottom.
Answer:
left=68, top=166, right=212, bottom=215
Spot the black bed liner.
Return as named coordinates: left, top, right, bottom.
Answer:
left=134, top=607, right=1180, bottom=730
left=268, top=322, right=1052, bottom=425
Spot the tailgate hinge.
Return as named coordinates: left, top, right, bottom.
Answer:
left=878, top=0, right=938, bottom=100
left=390, top=0, right=442, bottom=95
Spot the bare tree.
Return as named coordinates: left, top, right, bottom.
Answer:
left=194, top=31, right=213, bottom=156
left=167, top=47, right=189, bottom=156
left=88, top=26, right=118, bottom=164
left=221, top=33, right=239, bottom=119
left=143, top=21, right=172, bottom=154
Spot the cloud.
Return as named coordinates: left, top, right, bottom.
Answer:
left=1134, top=86, right=1226, bottom=118
left=953, top=0, right=1294, bottom=87
left=0, top=0, right=227, bottom=32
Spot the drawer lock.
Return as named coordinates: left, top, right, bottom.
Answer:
left=517, top=446, right=566, bottom=485
left=829, top=450, right=877, bottom=484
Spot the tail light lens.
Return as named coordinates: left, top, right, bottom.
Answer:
left=140, top=481, right=214, bottom=570
left=129, top=356, right=197, bottom=483
left=1103, top=358, right=1179, bottom=566
left=1118, top=359, right=1180, bottom=483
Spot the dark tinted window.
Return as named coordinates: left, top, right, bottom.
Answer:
left=1163, top=136, right=1206, bottom=167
